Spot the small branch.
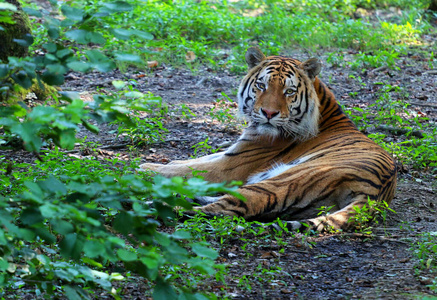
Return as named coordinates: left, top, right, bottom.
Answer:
left=423, top=70, right=437, bottom=75
left=63, top=143, right=130, bottom=154
left=376, top=125, right=424, bottom=138
left=369, top=66, right=388, bottom=73
left=338, top=232, right=410, bottom=244
left=409, top=101, right=437, bottom=108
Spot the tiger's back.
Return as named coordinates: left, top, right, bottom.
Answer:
left=140, top=48, right=397, bottom=231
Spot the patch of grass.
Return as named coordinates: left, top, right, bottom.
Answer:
left=26, top=0, right=432, bottom=71
left=413, top=232, right=437, bottom=291
left=344, top=82, right=437, bottom=171
left=348, top=198, right=395, bottom=235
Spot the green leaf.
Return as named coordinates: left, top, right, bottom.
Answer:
left=11, top=122, right=42, bottom=152
left=51, top=219, right=74, bottom=235
left=65, top=29, right=88, bottom=44
left=23, top=7, right=42, bottom=17
left=100, top=1, right=133, bottom=13
left=114, top=53, right=143, bottom=64
left=84, top=240, right=105, bottom=258
left=20, top=208, right=44, bottom=226
left=0, top=3, right=17, bottom=11
left=59, top=129, right=77, bottom=149
left=38, top=176, right=67, bottom=195
left=65, top=30, right=105, bottom=45
left=153, top=278, right=178, bottom=300
left=39, top=203, right=58, bottom=219
left=59, top=91, right=81, bottom=102
left=130, top=29, right=154, bottom=40
left=47, top=25, right=60, bottom=39
left=11, top=70, right=32, bottom=89
left=81, top=119, right=99, bottom=134
left=64, top=285, right=84, bottom=300
left=60, top=233, right=83, bottom=260
left=0, top=64, right=8, bottom=78
left=85, top=50, right=116, bottom=72
left=61, top=5, right=84, bottom=22
left=67, top=61, right=91, bottom=73
left=112, top=212, right=133, bottom=235
left=13, top=34, right=34, bottom=47
left=191, top=244, right=218, bottom=260
left=112, top=80, right=125, bottom=90
left=41, top=70, right=65, bottom=85
left=117, top=249, right=138, bottom=262
left=171, top=230, right=191, bottom=240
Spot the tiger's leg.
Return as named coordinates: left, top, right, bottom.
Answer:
left=193, top=181, right=378, bottom=232
left=280, top=195, right=370, bottom=232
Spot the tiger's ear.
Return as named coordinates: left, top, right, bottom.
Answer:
left=245, top=47, right=266, bottom=68
left=299, top=58, right=322, bottom=80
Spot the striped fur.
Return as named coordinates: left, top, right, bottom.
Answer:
left=140, top=48, right=397, bottom=231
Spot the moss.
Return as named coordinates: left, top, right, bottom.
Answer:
left=0, top=0, right=32, bottom=62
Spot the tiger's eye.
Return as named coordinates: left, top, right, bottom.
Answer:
left=285, top=89, right=296, bottom=96
left=256, top=82, right=266, bottom=91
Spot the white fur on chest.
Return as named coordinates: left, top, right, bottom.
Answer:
left=247, top=154, right=314, bottom=185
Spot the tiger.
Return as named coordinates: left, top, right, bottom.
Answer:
left=139, top=47, right=397, bottom=232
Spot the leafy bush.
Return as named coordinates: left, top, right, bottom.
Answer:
left=0, top=152, right=242, bottom=298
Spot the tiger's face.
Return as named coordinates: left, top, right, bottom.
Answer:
left=238, top=48, right=322, bottom=141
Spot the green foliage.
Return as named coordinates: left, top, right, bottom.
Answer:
left=343, top=82, right=437, bottom=170
left=0, top=153, right=240, bottom=298
left=191, top=137, right=222, bottom=158
left=110, top=82, right=169, bottom=147
left=348, top=198, right=395, bottom=234
left=1, top=0, right=152, bottom=102
left=42, top=0, right=428, bottom=70
left=209, top=93, right=237, bottom=124
left=412, top=232, right=437, bottom=290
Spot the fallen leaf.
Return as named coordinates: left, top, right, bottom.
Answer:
left=185, top=51, right=196, bottom=63
left=147, top=60, right=158, bottom=68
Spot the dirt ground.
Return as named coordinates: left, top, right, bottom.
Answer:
left=4, top=50, right=437, bottom=299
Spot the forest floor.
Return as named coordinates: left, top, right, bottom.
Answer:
left=6, top=50, right=437, bottom=299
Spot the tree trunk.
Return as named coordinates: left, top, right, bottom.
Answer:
left=0, top=0, right=32, bottom=62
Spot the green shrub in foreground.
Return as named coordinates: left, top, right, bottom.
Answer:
left=0, top=161, right=241, bottom=298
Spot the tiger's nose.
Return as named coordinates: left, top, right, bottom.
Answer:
left=261, top=108, right=280, bottom=120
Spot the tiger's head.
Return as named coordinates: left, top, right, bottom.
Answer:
left=237, top=47, right=322, bottom=141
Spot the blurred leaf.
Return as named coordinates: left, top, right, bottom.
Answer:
left=61, top=5, right=84, bottom=22
left=117, top=249, right=138, bottom=262
left=67, top=61, right=91, bottom=73
left=153, top=278, right=177, bottom=300
left=191, top=244, right=218, bottom=260
left=114, top=53, right=143, bottom=64
left=23, top=7, right=42, bottom=17
left=84, top=240, right=105, bottom=258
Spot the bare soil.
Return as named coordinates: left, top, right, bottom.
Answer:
left=4, top=50, right=437, bottom=299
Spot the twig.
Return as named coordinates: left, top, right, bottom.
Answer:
left=338, top=232, right=410, bottom=244
left=369, top=66, right=388, bottom=73
left=376, top=125, right=424, bottom=138
left=63, top=143, right=130, bottom=154
left=423, top=70, right=437, bottom=75
left=409, top=101, right=437, bottom=108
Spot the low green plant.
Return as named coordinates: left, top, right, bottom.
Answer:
left=209, top=93, right=237, bottom=124
left=348, top=198, right=395, bottom=234
left=0, top=152, right=242, bottom=298
left=178, top=103, right=197, bottom=120
left=349, top=49, right=402, bottom=71
left=191, top=137, right=222, bottom=158
left=316, top=205, right=339, bottom=233
left=412, top=232, right=437, bottom=290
